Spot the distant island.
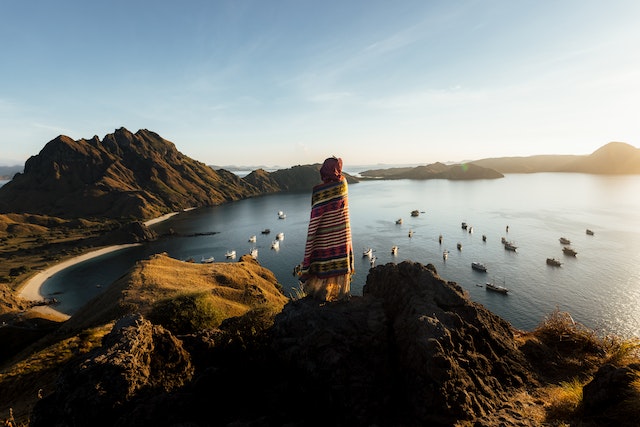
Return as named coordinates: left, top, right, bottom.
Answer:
left=361, top=142, right=640, bottom=178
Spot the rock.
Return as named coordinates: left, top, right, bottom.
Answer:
left=31, top=314, right=193, bottom=427
left=28, top=261, right=537, bottom=427
left=362, top=261, right=532, bottom=425
left=582, top=363, right=640, bottom=418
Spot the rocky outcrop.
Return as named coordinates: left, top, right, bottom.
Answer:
left=31, top=314, right=194, bottom=427
left=31, top=260, right=536, bottom=426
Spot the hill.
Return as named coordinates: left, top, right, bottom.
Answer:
left=2, top=259, right=638, bottom=426
left=0, top=129, right=361, bottom=220
left=472, top=142, right=640, bottom=174
left=0, top=128, right=265, bottom=219
left=360, top=161, right=504, bottom=180
left=0, top=166, right=22, bottom=180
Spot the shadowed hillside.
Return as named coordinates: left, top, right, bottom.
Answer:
left=0, top=128, right=264, bottom=219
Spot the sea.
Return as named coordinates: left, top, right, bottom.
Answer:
left=23, top=173, right=640, bottom=338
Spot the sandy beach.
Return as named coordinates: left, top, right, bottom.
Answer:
left=17, top=211, right=184, bottom=320
left=18, top=243, right=143, bottom=319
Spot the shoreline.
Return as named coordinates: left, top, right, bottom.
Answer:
left=18, top=210, right=185, bottom=320
left=18, top=244, right=143, bottom=320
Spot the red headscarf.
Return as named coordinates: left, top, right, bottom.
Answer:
left=320, top=157, right=343, bottom=183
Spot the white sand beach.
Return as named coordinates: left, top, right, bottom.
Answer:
left=19, top=243, right=142, bottom=320
left=17, top=210, right=186, bottom=320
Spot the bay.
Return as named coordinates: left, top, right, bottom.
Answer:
left=40, top=173, right=640, bottom=338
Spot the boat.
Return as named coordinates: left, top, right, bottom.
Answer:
left=485, top=282, right=509, bottom=294
left=250, top=248, right=258, bottom=259
left=443, top=250, right=449, bottom=260
left=482, top=234, right=486, bottom=242
left=438, top=234, right=443, bottom=244
left=562, top=247, right=577, bottom=256
left=468, top=226, right=473, bottom=234
left=248, top=235, right=257, bottom=243
left=396, top=218, right=403, bottom=225
left=546, top=257, right=562, bottom=267
left=504, top=241, right=518, bottom=252
left=411, top=210, right=419, bottom=217
left=201, top=256, right=215, bottom=264
left=276, top=232, right=284, bottom=240
left=471, top=262, right=487, bottom=272
left=271, top=240, right=280, bottom=250
left=370, top=255, right=377, bottom=267
left=586, top=229, right=594, bottom=235
left=461, top=222, right=468, bottom=230
left=261, top=229, right=271, bottom=234
left=391, top=245, right=398, bottom=255
left=277, top=210, right=286, bottom=219
left=559, top=237, right=571, bottom=245
left=457, top=242, right=462, bottom=250
left=225, top=250, right=236, bottom=259
left=501, top=236, right=506, bottom=244
left=363, top=248, right=373, bottom=257
left=408, top=230, right=414, bottom=238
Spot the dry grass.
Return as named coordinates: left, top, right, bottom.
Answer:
left=0, top=324, right=111, bottom=425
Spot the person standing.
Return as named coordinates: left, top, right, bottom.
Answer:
left=299, top=157, right=354, bottom=301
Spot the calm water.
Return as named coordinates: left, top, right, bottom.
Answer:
left=40, top=173, right=640, bottom=338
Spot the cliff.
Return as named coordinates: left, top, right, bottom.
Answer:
left=2, top=258, right=635, bottom=426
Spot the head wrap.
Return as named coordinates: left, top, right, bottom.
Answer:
left=320, top=157, right=343, bottom=183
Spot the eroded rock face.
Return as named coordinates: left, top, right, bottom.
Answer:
left=31, top=314, right=193, bottom=427
left=30, top=261, right=535, bottom=427
left=362, top=261, right=533, bottom=424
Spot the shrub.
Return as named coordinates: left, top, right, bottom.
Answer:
left=148, top=292, right=224, bottom=335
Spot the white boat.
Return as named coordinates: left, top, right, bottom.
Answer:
left=271, top=240, right=280, bottom=250
left=471, top=262, right=487, bottom=272
left=201, top=256, right=215, bottom=264
left=408, top=230, right=414, bottom=238
left=278, top=211, right=286, bottom=219
left=485, top=282, right=509, bottom=294
left=225, top=250, right=236, bottom=259
left=363, top=248, right=373, bottom=257
left=468, top=226, right=473, bottom=234
left=250, top=248, right=258, bottom=259
left=248, top=235, right=257, bottom=243
left=559, top=237, right=571, bottom=244
left=391, top=245, right=398, bottom=255
left=370, top=255, right=377, bottom=267
left=457, top=242, right=462, bottom=251
left=276, top=232, right=284, bottom=240
left=438, top=235, right=443, bottom=244
left=443, top=250, right=449, bottom=260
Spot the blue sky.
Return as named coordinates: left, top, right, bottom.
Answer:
left=1, top=0, right=639, bottom=167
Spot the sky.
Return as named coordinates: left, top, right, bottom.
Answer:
left=1, top=0, right=639, bottom=168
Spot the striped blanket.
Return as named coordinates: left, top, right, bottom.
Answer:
left=300, top=177, right=354, bottom=280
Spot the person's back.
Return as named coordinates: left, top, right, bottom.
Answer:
left=298, top=157, right=354, bottom=301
